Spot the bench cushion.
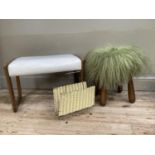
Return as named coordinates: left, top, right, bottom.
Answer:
left=8, top=54, right=82, bottom=76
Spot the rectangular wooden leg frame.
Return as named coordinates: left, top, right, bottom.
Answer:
left=4, top=59, right=84, bottom=113
left=3, top=65, right=22, bottom=112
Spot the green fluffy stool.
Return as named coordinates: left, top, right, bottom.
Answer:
left=85, top=46, right=147, bottom=105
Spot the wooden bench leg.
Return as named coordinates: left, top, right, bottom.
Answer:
left=100, top=87, right=108, bottom=106
left=80, top=60, right=84, bottom=82
left=74, top=60, right=84, bottom=83
left=74, top=72, right=79, bottom=83
left=80, top=69, right=84, bottom=82
left=117, top=85, right=123, bottom=93
left=128, top=77, right=136, bottom=103
left=4, top=65, right=18, bottom=112
left=16, top=76, right=22, bottom=103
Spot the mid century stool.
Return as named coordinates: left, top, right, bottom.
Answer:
left=4, top=54, right=83, bottom=112
left=85, top=46, right=147, bottom=105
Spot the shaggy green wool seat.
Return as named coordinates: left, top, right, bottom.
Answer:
left=85, top=46, right=147, bottom=89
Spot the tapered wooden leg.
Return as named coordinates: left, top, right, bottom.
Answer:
left=117, top=85, right=123, bottom=93
left=4, top=66, right=17, bottom=112
left=128, top=78, right=135, bottom=103
left=16, top=76, right=22, bottom=102
left=100, top=87, right=108, bottom=106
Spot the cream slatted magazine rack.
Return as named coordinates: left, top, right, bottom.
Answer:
left=53, top=82, right=95, bottom=116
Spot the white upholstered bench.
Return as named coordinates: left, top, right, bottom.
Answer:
left=4, top=54, right=83, bottom=112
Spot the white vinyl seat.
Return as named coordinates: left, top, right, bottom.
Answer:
left=4, top=53, right=83, bottom=112
left=8, top=54, right=82, bottom=76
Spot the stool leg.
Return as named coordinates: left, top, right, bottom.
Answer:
left=117, top=85, right=123, bottom=93
left=100, top=87, right=108, bottom=106
left=16, top=76, right=22, bottom=103
left=128, top=77, right=135, bottom=103
left=4, top=65, right=18, bottom=112
left=95, top=82, right=100, bottom=96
